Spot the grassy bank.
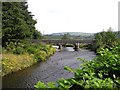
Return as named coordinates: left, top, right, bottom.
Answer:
left=2, top=53, right=37, bottom=76
left=1, top=41, right=56, bottom=76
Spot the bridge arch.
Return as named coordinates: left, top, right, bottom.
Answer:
left=30, top=39, right=94, bottom=51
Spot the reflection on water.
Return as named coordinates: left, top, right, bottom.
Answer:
left=52, top=46, right=59, bottom=49
left=52, top=45, right=74, bottom=51
left=62, top=47, right=74, bottom=51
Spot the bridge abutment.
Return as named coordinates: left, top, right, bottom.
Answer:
left=58, top=44, right=62, bottom=50
left=74, top=43, right=80, bottom=51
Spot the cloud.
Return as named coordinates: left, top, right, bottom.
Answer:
left=28, top=0, right=119, bottom=34
left=48, top=10, right=61, bottom=14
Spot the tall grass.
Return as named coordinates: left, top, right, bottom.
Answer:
left=2, top=53, right=37, bottom=76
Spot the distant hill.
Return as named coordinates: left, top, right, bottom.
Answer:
left=50, top=32, right=95, bottom=36
left=44, top=32, right=95, bottom=40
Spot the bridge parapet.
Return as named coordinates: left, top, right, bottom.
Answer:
left=41, top=39, right=94, bottom=44
left=29, top=39, right=94, bottom=44
left=30, top=39, right=94, bottom=44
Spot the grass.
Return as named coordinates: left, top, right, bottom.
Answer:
left=2, top=53, right=37, bottom=76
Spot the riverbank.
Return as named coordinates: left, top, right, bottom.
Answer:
left=2, top=42, right=56, bottom=76
left=2, top=49, right=96, bottom=88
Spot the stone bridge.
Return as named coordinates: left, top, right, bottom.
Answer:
left=30, top=39, right=94, bottom=51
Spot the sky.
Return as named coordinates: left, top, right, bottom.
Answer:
left=27, top=0, right=119, bottom=34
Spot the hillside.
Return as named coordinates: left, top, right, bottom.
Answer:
left=50, top=32, right=95, bottom=36
left=44, top=32, right=95, bottom=40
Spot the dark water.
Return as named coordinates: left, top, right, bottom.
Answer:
left=2, top=47, right=96, bottom=88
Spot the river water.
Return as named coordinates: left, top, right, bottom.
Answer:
left=2, top=47, right=96, bottom=88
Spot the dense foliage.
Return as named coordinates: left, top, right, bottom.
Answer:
left=2, top=2, right=42, bottom=47
left=61, top=33, right=71, bottom=40
left=92, top=28, right=118, bottom=52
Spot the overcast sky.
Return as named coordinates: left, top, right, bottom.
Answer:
left=28, top=0, right=119, bottom=34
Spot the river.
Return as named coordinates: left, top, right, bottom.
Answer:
left=2, top=47, right=96, bottom=88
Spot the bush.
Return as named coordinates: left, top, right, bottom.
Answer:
left=91, top=28, right=118, bottom=52
left=35, top=50, right=47, bottom=61
left=13, top=47, right=25, bottom=54
left=4, top=41, right=26, bottom=54
left=27, top=46, right=36, bottom=54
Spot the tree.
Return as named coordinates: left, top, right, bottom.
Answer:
left=2, top=2, right=41, bottom=47
left=93, top=27, right=117, bottom=51
left=118, top=31, right=120, bottom=38
left=61, top=33, right=70, bottom=40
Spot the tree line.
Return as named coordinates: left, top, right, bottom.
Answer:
left=2, top=2, right=42, bottom=47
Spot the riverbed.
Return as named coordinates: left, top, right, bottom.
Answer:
left=2, top=47, right=96, bottom=88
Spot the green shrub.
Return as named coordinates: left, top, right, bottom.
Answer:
left=13, top=47, right=25, bottom=54
left=27, top=46, right=36, bottom=54
left=92, top=28, right=118, bottom=52
left=35, top=50, right=47, bottom=61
